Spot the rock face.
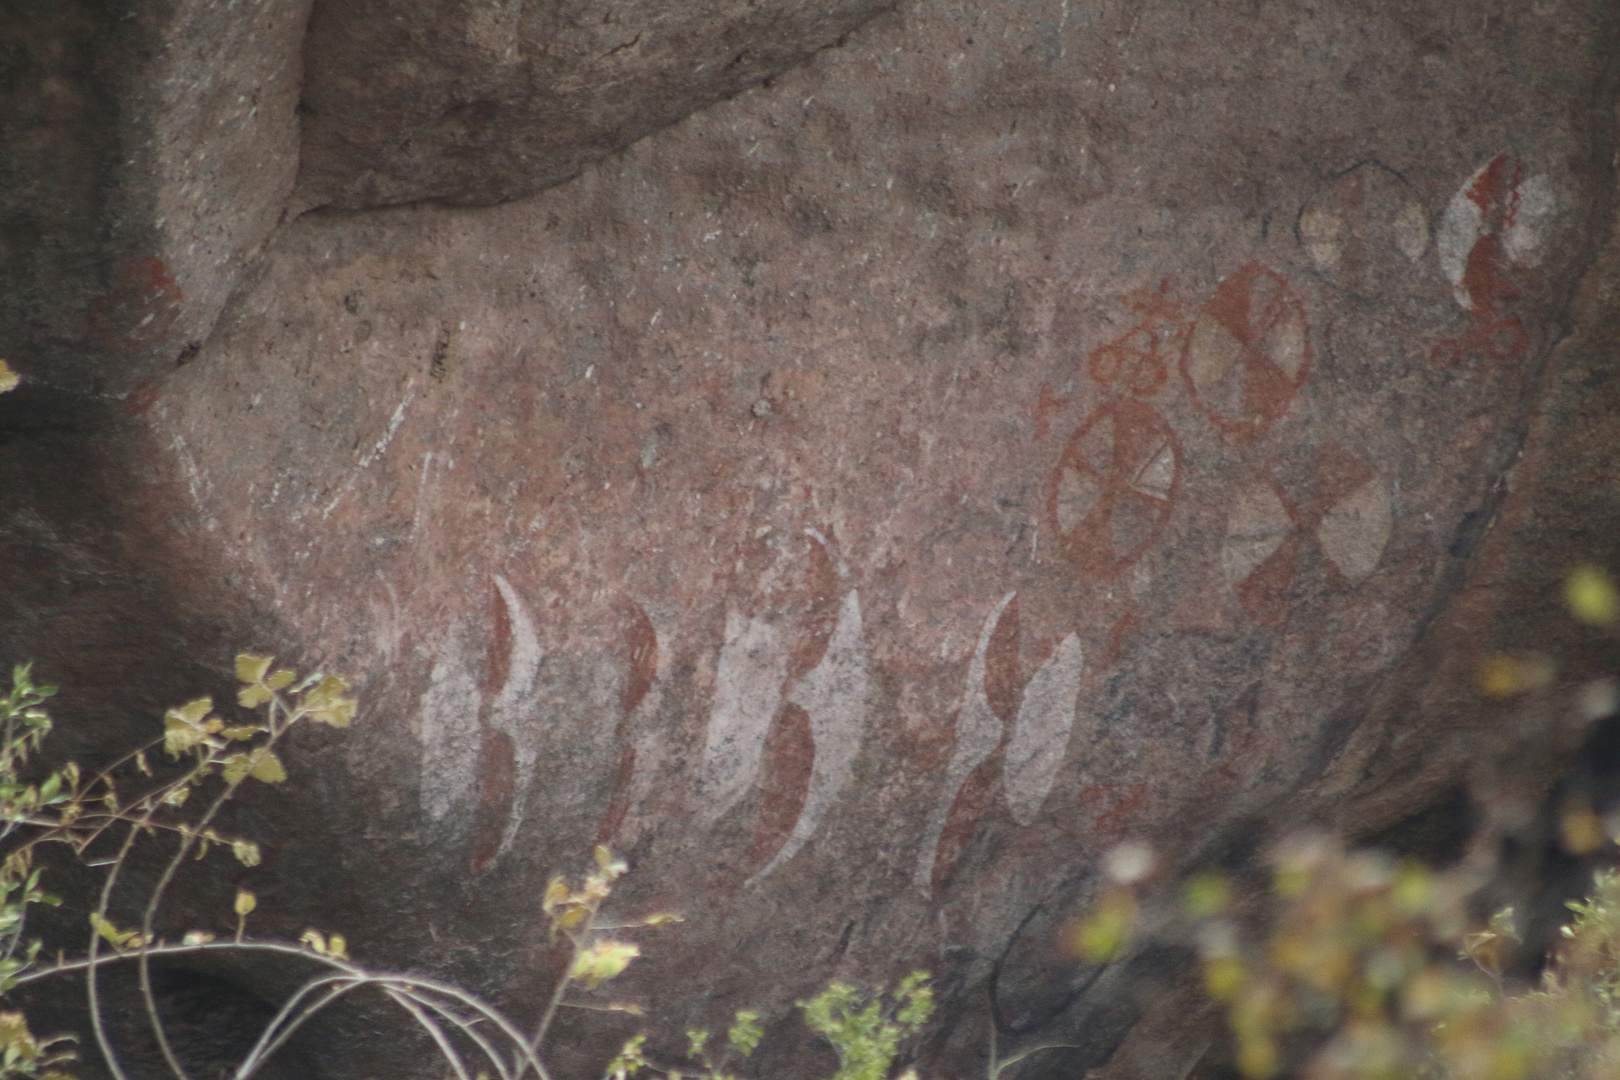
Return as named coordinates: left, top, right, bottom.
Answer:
left=0, top=0, right=308, bottom=397
left=295, top=0, right=895, bottom=209
left=2, top=1, right=1619, bottom=1078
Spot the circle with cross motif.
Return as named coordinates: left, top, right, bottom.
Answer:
left=1179, top=262, right=1310, bottom=440
left=1046, top=400, right=1182, bottom=580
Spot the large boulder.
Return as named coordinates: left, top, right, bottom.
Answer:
left=2, top=0, right=1618, bottom=1077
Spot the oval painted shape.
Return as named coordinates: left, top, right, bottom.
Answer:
left=1317, top=474, right=1392, bottom=587
left=914, top=591, right=1016, bottom=895
left=699, top=611, right=788, bottom=826
left=1003, top=633, right=1084, bottom=827
left=1180, top=262, right=1312, bottom=440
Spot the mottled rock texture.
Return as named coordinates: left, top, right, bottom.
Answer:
left=295, top=0, right=894, bottom=209
left=0, top=0, right=308, bottom=397
left=2, top=1, right=1619, bottom=1078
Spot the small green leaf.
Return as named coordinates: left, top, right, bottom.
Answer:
left=303, top=675, right=357, bottom=727
left=567, top=939, right=640, bottom=989
left=90, top=913, right=141, bottom=950
left=236, top=654, right=274, bottom=684
left=248, top=749, right=286, bottom=784
left=164, top=717, right=207, bottom=758
left=0, top=361, right=18, bottom=395
left=222, top=753, right=251, bottom=785
left=234, top=889, right=256, bottom=917
left=687, top=1028, right=710, bottom=1059
left=231, top=839, right=262, bottom=867
left=237, top=684, right=274, bottom=709
left=266, top=668, right=297, bottom=691
left=172, top=697, right=213, bottom=725
left=223, top=748, right=286, bottom=785
left=728, top=1010, right=763, bottom=1057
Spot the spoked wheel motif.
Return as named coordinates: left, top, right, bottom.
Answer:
left=1047, top=399, right=1182, bottom=580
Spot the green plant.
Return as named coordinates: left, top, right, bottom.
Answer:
left=0, top=656, right=944, bottom=1080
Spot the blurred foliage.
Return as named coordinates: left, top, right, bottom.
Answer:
left=1072, top=564, right=1620, bottom=1080
left=0, top=656, right=934, bottom=1080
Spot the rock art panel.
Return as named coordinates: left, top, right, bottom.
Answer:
left=79, top=0, right=1615, bottom=1074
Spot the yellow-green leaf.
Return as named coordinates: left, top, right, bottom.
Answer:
left=234, top=889, right=256, bottom=917
left=303, top=675, right=357, bottom=727
left=171, top=697, right=213, bottom=725
left=236, top=654, right=274, bottom=684
left=222, top=753, right=251, bottom=784
left=567, top=939, right=640, bottom=989
left=266, top=668, right=296, bottom=691
left=237, top=684, right=274, bottom=709
left=164, top=717, right=207, bottom=758
left=248, top=749, right=286, bottom=784
left=224, top=748, right=285, bottom=785
left=220, top=726, right=263, bottom=741
left=90, top=913, right=141, bottom=950
left=0, top=361, right=18, bottom=395
left=231, top=839, right=262, bottom=867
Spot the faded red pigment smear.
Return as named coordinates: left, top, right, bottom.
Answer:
left=1031, top=382, right=1071, bottom=442
left=746, top=702, right=816, bottom=873
left=595, top=599, right=659, bottom=845
left=472, top=579, right=518, bottom=873
left=1091, top=782, right=1151, bottom=841
left=1086, top=281, right=1186, bottom=398
left=1432, top=153, right=1530, bottom=368
left=1047, top=398, right=1182, bottom=581
left=1180, top=261, right=1311, bottom=440
left=89, top=257, right=182, bottom=351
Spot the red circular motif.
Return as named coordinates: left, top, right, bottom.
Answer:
left=1046, top=399, right=1182, bottom=580
left=1179, top=262, right=1311, bottom=440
